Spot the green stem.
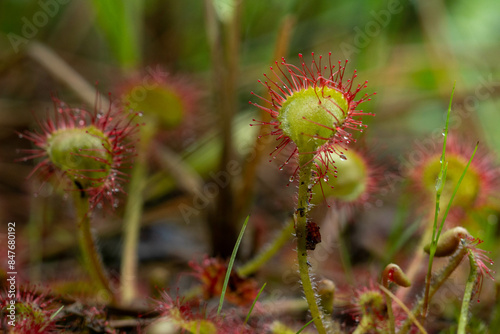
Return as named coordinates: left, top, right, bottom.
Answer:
left=422, top=174, right=446, bottom=317
left=383, top=287, right=395, bottom=334
left=120, top=127, right=152, bottom=305
left=423, top=143, right=478, bottom=317
left=399, top=246, right=468, bottom=333
left=237, top=219, right=294, bottom=277
left=74, top=194, right=115, bottom=303
left=296, top=154, right=327, bottom=334
left=457, top=250, right=479, bottom=334
left=422, top=85, right=455, bottom=316
left=120, top=155, right=147, bottom=305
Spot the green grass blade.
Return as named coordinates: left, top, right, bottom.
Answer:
left=439, top=142, right=479, bottom=233
left=50, top=305, right=64, bottom=320
left=217, top=215, right=250, bottom=315
left=434, top=81, right=456, bottom=241
left=423, top=83, right=455, bottom=315
left=89, top=0, right=142, bottom=68
left=296, top=318, right=316, bottom=334
left=244, top=282, right=266, bottom=325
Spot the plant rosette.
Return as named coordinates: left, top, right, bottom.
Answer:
left=118, top=66, right=204, bottom=149
left=409, top=135, right=500, bottom=222
left=251, top=52, right=375, bottom=186
left=18, top=96, right=141, bottom=210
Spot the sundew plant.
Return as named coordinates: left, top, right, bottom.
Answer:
left=1, top=1, right=499, bottom=333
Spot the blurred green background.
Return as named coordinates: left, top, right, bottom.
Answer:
left=0, top=0, right=499, bottom=325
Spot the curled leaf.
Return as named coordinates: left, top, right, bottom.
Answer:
left=424, top=227, right=470, bottom=257
left=382, top=263, right=411, bottom=288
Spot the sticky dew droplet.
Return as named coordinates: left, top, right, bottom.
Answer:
left=435, top=178, right=443, bottom=192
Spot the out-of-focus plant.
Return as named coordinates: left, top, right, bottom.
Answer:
left=18, top=96, right=141, bottom=303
